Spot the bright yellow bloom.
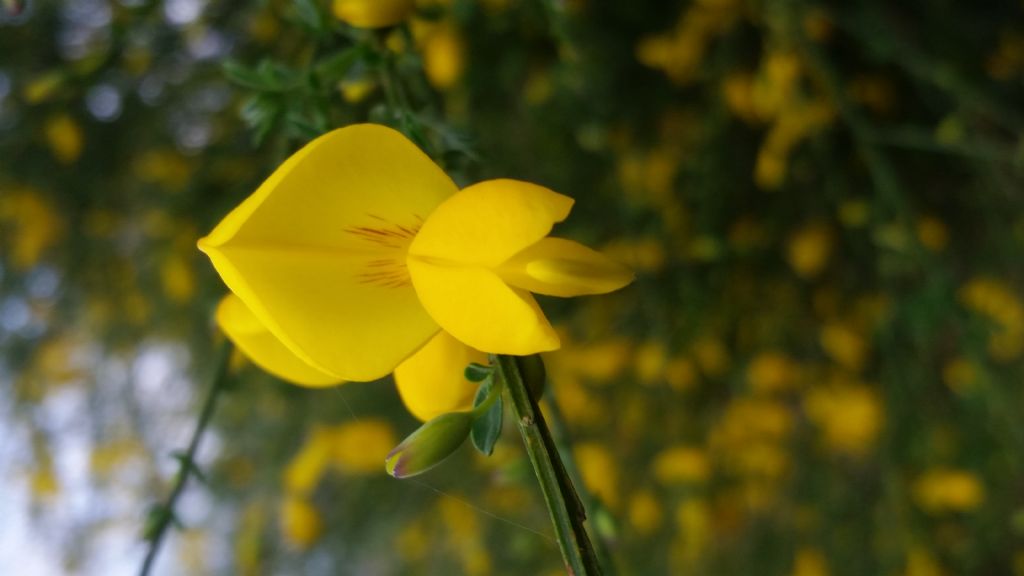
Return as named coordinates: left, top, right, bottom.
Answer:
left=201, top=124, right=631, bottom=405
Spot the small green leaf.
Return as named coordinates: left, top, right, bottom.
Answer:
left=222, top=61, right=266, bottom=90
left=223, top=60, right=298, bottom=92
left=239, top=93, right=282, bottom=145
left=284, top=110, right=324, bottom=140
left=292, top=0, right=325, bottom=34
left=314, top=47, right=365, bottom=84
left=464, top=362, right=493, bottom=382
left=471, top=379, right=503, bottom=456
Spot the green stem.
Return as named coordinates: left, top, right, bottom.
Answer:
left=496, top=355, right=602, bottom=575
left=139, top=340, right=233, bottom=576
left=542, top=394, right=618, bottom=575
left=866, top=126, right=1019, bottom=166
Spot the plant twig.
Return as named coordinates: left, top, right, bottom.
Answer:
left=138, top=340, right=233, bottom=576
left=542, top=393, right=618, bottom=575
left=496, top=355, right=602, bottom=575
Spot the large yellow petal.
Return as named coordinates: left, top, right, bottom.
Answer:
left=199, top=124, right=456, bottom=380
left=393, top=331, right=487, bottom=421
left=216, top=294, right=340, bottom=387
left=407, top=258, right=560, bottom=355
left=499, top=237, right=635, bottom=297
left=408, top=179, right=574, bottom=267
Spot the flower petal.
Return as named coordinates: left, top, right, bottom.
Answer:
left=393, top=331, right=487, bottom=421
left=499, top=237, right=635, bottom=297
left=199, top=124, right=456, bottom=380
left=408, top=179, right=574, bottom=267
left=407, top=258, right=560, bottom=355
left=216, top=294, right=340, bottom=387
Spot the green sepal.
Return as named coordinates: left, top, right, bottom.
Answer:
left=471, top=378, right=503, bottom=456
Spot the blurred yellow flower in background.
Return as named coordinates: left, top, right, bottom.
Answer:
left=0, top=186, right=65, bottom=269
left=575, top=442, right=620, bottom=509
left=804, top=381, right=882, bottom=457
left=44, top=114, right=83, bottom=164
left=652, top=445, right=710, bottom=485
left=792, top=547, right=830, bottom=576
left=913, top=469, right=985, bottom=514
left=418, top=22, right=466, bottom=90
left=787, top=222, right=833, bottom=280
left=280, top=496, right=323, bottom=549
left=332, top=0, right=413, bottom=28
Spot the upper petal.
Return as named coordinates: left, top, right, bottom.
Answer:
left=216, top=294, right=340, bottom=387
left=200, top=124, right=457, bottom=251
left=408, top=179, right=574, bottom=268
left=393, top=331, right=487, bottom=422
left=499, top=237, right=635, bottom=297
left=407, top=258, right=560, bottom=355
left=199, top=124, right=456, bottom=380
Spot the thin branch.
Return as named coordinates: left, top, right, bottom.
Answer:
left=138, top=340, right=233, bottom=576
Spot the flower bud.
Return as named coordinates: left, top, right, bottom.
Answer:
left=385, top=411, right=474, bottom=478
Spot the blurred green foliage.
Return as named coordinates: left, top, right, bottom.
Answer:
left=1, top=0, right=1023, bottom=574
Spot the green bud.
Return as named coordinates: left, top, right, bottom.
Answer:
left=515, top=354, right=547, bottom=401
left=385, top=412, right=474, bottom=478
left=464, top=362, right=493, bottom=382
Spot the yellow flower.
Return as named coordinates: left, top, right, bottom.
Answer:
left=787, top=222, right=833, bottom=279
left=574, top=442, right=620, bottom=508
left=420, top=23, right=466, bottom=90
left=804, top=382, right=882, bottom=457
left=330, top=420, right=398, bottom=473
left=280, top=497, right=323, bottom=549
left=792, top=547, right=830, bottom=576
left=44, top=114, right=83, bottom=164
left=747, top=351, right=799, bottom=393
left=652, top=445, right=710, bottom=485
left=332, top=0, right=413, bottom=28
left=628, top=489, right=663, bottom=535
left=913, top=469, right=985, bottom=514
left=201, top=125, right=631, bottom=405
left=0, top=186, right=65, bottom=269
